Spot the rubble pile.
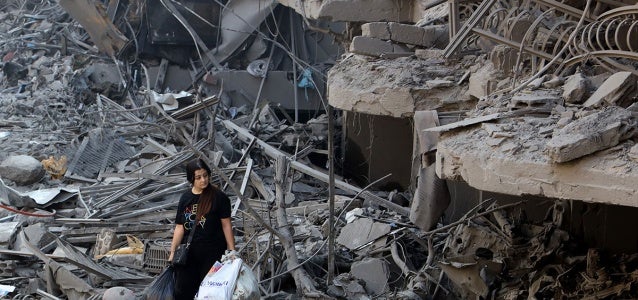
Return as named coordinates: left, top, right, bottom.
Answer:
left=0, top=0, right=638, bottom=299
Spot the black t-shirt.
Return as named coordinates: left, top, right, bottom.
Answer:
left=175, top=188, right=231, bottom=245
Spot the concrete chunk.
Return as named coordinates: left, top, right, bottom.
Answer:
left=547, top=107, right=637, bottom=163
left=562, top=72, right=590, bottom=104
left=361, top=22, right=390, bottom=40
left=0, top=155, right=45, bottom=185
left=583, top=72, right=637, bottom=108
left=336, top=217, right=390, bottom=250
left=351, top=258, right=389, bottom=295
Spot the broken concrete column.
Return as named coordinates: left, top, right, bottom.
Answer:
left=547, top=106, right=637, bottom=163
left=0, top=155, right=45, bottom=185
left=583, top=71, right=637, bottom=108
left=351, top=257, right=389, bottom=295
left=562, top=72, right=590, bottom=104
left=350, top=36, right=411, bottom=57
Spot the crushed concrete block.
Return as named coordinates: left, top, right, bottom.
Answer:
left=547, top=106, right=637, bottom=163
left=583, top=71, right=637, bottom=108
left=0, top=260, right=17, bottom=277
left=350, top=36, right=411, bottom=57
left=509, top=90, right=560, bottom=110
left=336, top=217, right=390, bottom=250
left=0, top=155, right=45, bottom=185
left=562, top=72, right=590, bottom=104
left=351, top=257, right=389, bottom=295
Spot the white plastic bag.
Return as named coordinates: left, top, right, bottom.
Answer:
left=196, top=258, right=242, bottom=300
left=232, top=262, right=260, bottom=300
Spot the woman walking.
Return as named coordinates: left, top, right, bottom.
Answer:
left=169, top=158, right=235, bottom=299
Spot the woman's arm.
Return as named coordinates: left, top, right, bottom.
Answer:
left=221, top=218, right=235, bottom=250
left=168, top=224, right=184, bottom=262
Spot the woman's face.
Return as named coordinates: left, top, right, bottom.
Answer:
left=192, top=168, right=209, bottom=192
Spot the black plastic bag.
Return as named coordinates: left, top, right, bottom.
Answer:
left=144, top=265, right=175, bottom=300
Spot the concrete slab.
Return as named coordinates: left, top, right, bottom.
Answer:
left=547, top=107, right=637, bottom=163
left=436, top=117, right=638, bottom=207
left=583, top=72, right=637, bottom=108
left=328, top=56, right=470, bottom=117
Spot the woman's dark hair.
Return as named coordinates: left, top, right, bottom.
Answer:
left=186, top=158, right=216, bottom=222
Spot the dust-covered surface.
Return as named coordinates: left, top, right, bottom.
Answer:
left=328, top=53, right=476, bottom=116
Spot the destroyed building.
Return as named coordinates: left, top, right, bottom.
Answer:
left=1, top=0, right=638, bottom=299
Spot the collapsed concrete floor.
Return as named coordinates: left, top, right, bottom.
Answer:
left=1, top=0, right=638, bottom=299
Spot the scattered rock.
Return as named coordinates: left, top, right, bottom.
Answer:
left=562, top=72, right=590, bottom=104
left=0, top=155, right=45, bottom=185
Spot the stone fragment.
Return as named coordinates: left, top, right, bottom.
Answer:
left=562, top=72, right=590, bottom=104
left=0, top=155, right=45, bottom=185
left=351, top=258, right=389, bottom=295
left=583, top=71, right=637, bottom=108
left=629, top=144, right=638, bottom=162
left=349, top=36, right=411, bottom=57
left=547, top=106, right=637, bottom=163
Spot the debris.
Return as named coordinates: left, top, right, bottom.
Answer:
left=0, top=155, right=45, bottom=185
left=547, top=106, right=637, bottom=163
left=583, top=71, right=637, bottom=108
left=562, top=72, right=590, bottom=104
left=350, top=257, right=389, bottom=295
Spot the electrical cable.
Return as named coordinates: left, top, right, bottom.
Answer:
left=0, top=203, right=56, bottom=217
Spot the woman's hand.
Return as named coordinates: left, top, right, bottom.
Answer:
left=168, top=251, right=174, bottom=263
